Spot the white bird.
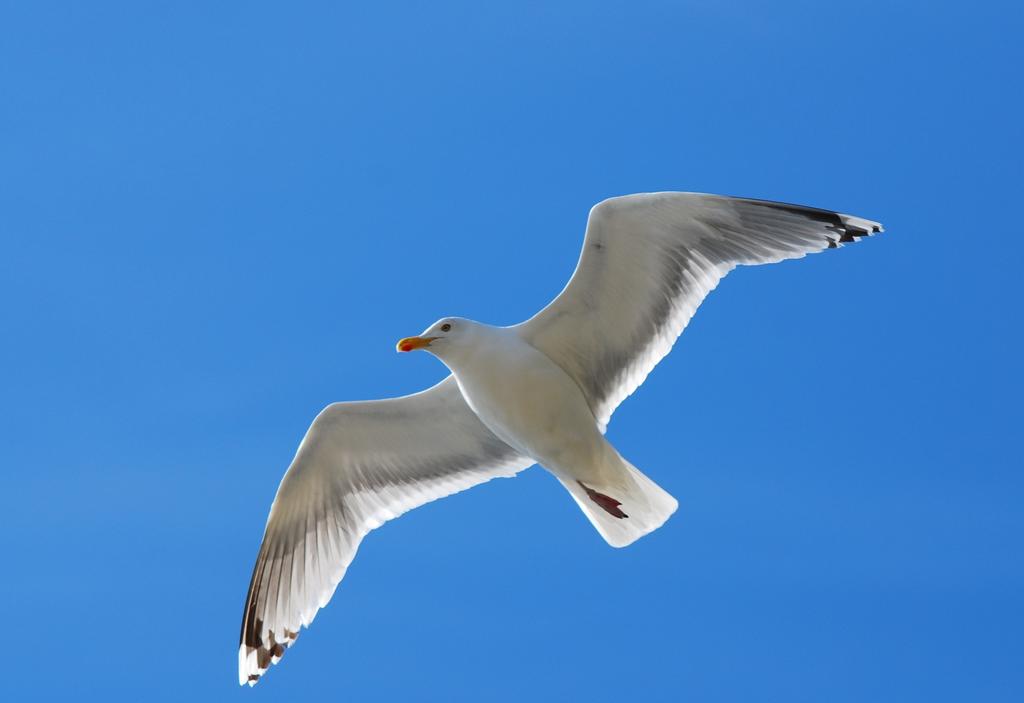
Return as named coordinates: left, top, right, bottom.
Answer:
left=239, top=192, right=882, bottom=685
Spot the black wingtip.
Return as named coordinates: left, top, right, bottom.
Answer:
left=735, top=197, right=883, bottom=248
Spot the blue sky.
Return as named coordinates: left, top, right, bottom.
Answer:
left=2, top=1, right=1021, bottom=700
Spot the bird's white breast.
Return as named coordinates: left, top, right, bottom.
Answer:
left=443, top=329, right=604, bottom=473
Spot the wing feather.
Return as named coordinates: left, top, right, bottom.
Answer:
left=516, top=192, right=883, bottom=429
left=238, top=376, right=533, bottom=685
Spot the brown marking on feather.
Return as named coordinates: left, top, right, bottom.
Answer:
left=577, top=481, right=628, bottom=518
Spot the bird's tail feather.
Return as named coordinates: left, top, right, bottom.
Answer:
left=559, top=455, right=677, bottom=548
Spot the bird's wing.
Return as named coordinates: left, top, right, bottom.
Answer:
left=515, top=192, right=882, bottom=429
left=239, top=376, right=533, bottom=686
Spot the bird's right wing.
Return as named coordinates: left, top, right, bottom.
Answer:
left=239, top=376, right=533, bottom=686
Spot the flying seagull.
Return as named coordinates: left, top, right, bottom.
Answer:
left=239, top=192, right=882, bottom=685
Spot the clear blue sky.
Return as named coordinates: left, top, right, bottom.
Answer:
left=2, top=1, right=1021, bottom=701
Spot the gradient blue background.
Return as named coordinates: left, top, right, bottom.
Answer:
left=2, top=1, right=1021, bottom=701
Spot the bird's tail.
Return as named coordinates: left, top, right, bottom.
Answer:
left=558, top=454, right=678, bottom=548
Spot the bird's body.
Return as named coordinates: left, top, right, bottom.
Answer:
left=441, top=322, right=605, bottom=482
left=432, top=320, right=677, bottom=544
left=238, top=192, right=884, bottom=685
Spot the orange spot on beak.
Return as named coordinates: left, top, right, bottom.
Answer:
left=396, top=336, right=437, bottom=353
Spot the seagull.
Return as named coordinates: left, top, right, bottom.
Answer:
left=239, top=192, right=882, bottom=685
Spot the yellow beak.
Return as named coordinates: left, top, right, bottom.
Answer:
left=396, top=336, right=438, bottom=353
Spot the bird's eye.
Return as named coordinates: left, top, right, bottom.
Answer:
left=441, top=323, right=452, bottom=332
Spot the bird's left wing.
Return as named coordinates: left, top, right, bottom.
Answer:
left=239, top=376, right=533, bottom=685
left=515, top=192, right=883, bottom=430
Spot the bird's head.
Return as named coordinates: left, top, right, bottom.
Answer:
left=396, top=317, right=476, bottom=358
